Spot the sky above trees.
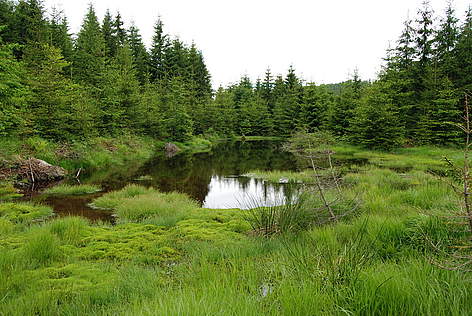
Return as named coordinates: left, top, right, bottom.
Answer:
left=43, top=0, right=471, bottom=87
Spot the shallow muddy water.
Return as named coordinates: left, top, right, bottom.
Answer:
left=25, top=141, right=302, bottom=221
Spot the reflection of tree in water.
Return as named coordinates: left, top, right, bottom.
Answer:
left=114, top=141, right=300, bottom=205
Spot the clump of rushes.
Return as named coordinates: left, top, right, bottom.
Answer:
left=44, top=184, right=101, bottom=195
left=0, top=202, right=53, bottom=224
left=91, top=184, right=199, bottom=224
left=243, top=193, right=315, bottom=236
left=90, top=184, right=154, bottom=210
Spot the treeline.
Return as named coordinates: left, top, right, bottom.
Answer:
left=212, top=1, right=472, bottom=149
left=0, top=0, right=471, bottom=149
left=0, top=0, right=211, bottom=142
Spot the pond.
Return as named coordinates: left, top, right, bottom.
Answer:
left=25, top=140, right=302, bottom=221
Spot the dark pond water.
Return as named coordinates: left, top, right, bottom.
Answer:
left=25, top=141, right=304, bottom=222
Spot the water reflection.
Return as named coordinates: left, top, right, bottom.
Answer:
left=33, top=141, right=302, bottom=220
left=203, top=176, right=297, bottom=209
left=133, top=140, right=300, bottom=208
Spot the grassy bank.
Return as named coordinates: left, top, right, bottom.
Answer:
left=0, top=135, right=157, bottom=173
left=0, top=145, right=471, bottom=315
left=0, top=135, right=230, bottom=184
left=247, top=145, right=464, bottom=184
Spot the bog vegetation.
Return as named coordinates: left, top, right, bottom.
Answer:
left=1, top=0, right=472, bottom=315
left=1, top=145, right=472, bottom=315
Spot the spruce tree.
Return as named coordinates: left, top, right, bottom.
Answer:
left=164, top=38, right=189, bottom=79
left=327, top=72, right=363, bottom=137
left=453, top=6, right=472, bottom=93
left=136, top=83, right=165, bottom=137
left=102, top=9, right=117, bottom=58
left=261, top=68, right=274, bottom=112
left=149, top=17, right=168, bottom=82
left=213, top=86, right=237, bottom=135
left=381, top=17, right=417, bottom=140
left=187, top=42, right=212, bottom=101
left=415, top=0, right=435, bottom=70
left=74, top=4, right=106, bottom=86
left=114, top=12, right=126, bottom=47
left=24, top=43, right=97, bottom=139
left=49, top=7, right=73, bottom=61
left=350, top=81, right=404, bottom=150
left=127, top=23, right=149, bottom=85
left=13, top=0, right=48, bottom=46
left=274, top=66, right=302, bottom=134
left=418, top=70, right=460, bottom=144
left=0, top=0, right=17, bottom=43
left=300, top=84, right=332, bottom=132
left=101, top=44, right=141, bottom=133
left=434, top=1, right=459, bottom=80
left=0, top=37, right=29, bottom=136
left=163, top=77, right=193, bottom=141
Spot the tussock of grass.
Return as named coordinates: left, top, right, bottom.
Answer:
left=47, top=216, right=90, bottom=245
left=91, top=185, right=199, bottom=224
left=174, top=136, right=213, bottom=154
left=44, top=184, right=101, bottom=195
left=90, top=184, right=154, bottom=210
left=23, top=231, right=62, bottom=268
left=115, top=191, right=199, bottom=223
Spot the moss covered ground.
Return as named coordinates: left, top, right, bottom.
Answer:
left=0, top=145, right=471, bottom=315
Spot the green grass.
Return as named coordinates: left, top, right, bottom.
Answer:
left=0, top=182, right=22, bottom=201
left=0, top=146, right=471, bottom=315
left=0, top=202, right=53, bottom=224
left=0, top=135, right=158, bottom=180
left=229, top=135, right=286, bottom=141
left=91, top=184, right=201, bottom=225
left=90, top=184, right=155, bottom=210
left=175, top=136, right=214, bottom=153
left=43, top=184, right=101, bottom=195
left=244, top=169, right=316, bottom=183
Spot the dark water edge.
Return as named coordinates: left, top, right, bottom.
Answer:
left=22, top=140, right=301, bottom=222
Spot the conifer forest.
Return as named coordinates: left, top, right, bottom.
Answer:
left=0, top=0, right=472, bottom=315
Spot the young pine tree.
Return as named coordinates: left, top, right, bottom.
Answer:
left=48, top=7, right=73, bottom=61
left=102, top=9, right=117, bottom=58
left=350, top=81, right=404, bottom=150
left=163, top=77, right=193, bottom=142
left=73, top=4, right=106, bottom=87
left=0, top=36, right=29, bottom=136
left=127, top=22, right=149, bottom=85
left=100, top=44, right=141, bottom=134
left=149, top=17, right=168, bottom=82
left=453, top=6, right=472, bottom=93
left=24, top=44, right=97, bottom=140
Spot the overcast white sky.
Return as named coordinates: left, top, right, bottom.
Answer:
left=44, top=0, right=470, bottom=87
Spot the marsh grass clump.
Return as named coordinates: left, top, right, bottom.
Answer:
left=23, top=231, right=62, bottom=268
left=91, top=185, right=199, bottom=224
left=90, top=184, right=154, bottom=210
left=115, top=191, right=199, bottom=224
left=47, top=216, right=90, bottom=245
left=44, top=183, right=101, bottom=195
left=243, top=193, right=315, bottom=236
left=0, top=202, right=53, bottom=224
